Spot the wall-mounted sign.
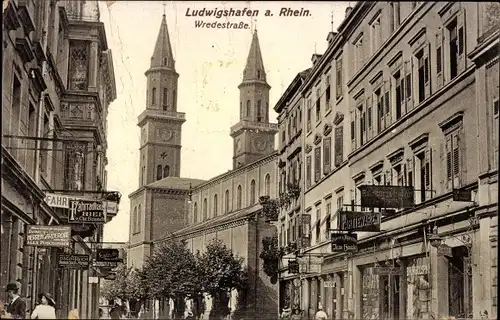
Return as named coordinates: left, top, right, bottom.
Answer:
left=57, top=254, right=90, bottom=269
left=94, top=261, right=119, bottom=268
left=358, top=185, right=415, bottom=209
left=324, top=281, right=336, bottom=288
left=96, top=249, right=121, bottom=262
left=330, top=232, right=358, bottom=252
left=69, top=200, right=106, bottom=224
left=288, top=260, right=299, bottom=274
left=407, top=265, right=428, bottom=277
left=437, top=244, right=453, bottom=257
left=25, top=225, right=71, bottom=248
left=452, top=189, right=472, bottom=202
left=373, top=266, right=403, bottom=276
left=339, top=211, right=380, bottom=232
left=44, top=193, right=73, bottom=209
left=297, top=256, right=322, bottom=274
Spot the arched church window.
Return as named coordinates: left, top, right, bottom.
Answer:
left=250, top=180, right=256, bottom=204
left=257, top=100, right=262, bottom=122
left=132, top=207, right=137, bottom=233
left=163, top=88, right=168, bottom=110
left=137, top=204, right=142, bottom=232
left=173, top=90, right=177, bottom=109
left=203, top=198, right=208, bottom=220
left=236, top=185, right=242, bottom=209
left=265, top=174, right=271, bottom=196
left=240, top=102, right=243, bottom=118
left=152, top=87, right=157, bottom=105
left=193, top=202, right=198, bottom=223
left=225, top=190, right=230, bottom=213
left=156, top=165, right=162, bottom=180
left=246, top=100, right=251, bottom=117
left=257, top=70, right=261, bottom=79
left=163, top=57, right=167, bottom=66
left=163, top=165, right=170, bottom=178
left=266, top=102, right=269, bottom=120
left=213, top=194, right=218, bottom=216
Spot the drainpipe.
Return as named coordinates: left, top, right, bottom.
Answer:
left=254, top=211, right=259, bottom=320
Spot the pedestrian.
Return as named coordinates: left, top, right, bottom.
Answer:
left=0, top=299, right=12, bottom=319
left=109, top=303, right=121, bottom=320
left=290, top=306, right=302, bottom=320
left=314, top=303, right=327, bottom=320
left=280, top=305, right=291, bottom=319
left=5, top=282, right=26, bottom=319
left=31, top=292, right=56, bottom=319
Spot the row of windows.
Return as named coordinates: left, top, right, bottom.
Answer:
left=240, top=99, right=269, bottom=122
left=156, top=165, right=170, bottom=180
left=151, top=87, right=177, bottom=111
left=193, top=174, right=271, bottom=223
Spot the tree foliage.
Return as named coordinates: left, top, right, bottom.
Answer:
left=259, top=235, right=284, bottom=284
left=100, top=264, right=146, bottom=302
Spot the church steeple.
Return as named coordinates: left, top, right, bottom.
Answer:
left=150, top=14, right=175, bottom=70
left=241, top=30, right=266, bottom=83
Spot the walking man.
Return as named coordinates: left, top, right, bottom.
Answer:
left=5, top=282, right=26, bottom=319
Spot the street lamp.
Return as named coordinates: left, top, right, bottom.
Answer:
left=187, top=183, right=193, bottom=204
left=428, top=226, right=442, bottom=248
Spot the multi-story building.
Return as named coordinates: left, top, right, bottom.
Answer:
left=2, top=1, right=118, bottom=318
left=275, top=2, right=499, bottom=319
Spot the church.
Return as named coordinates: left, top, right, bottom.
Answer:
left=127, top=14, right=279, bottom=318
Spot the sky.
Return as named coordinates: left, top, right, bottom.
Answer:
left=100, top=1, right=352, bottom=242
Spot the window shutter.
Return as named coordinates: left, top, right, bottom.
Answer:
left=314, top=147, right=321, bottom=182
left=405, top=60, right=414, bottom=111
left=334, top=126, right=343, bottom=166
left=424, top=43, right=431, bottom=98
left=457, top=8, right=466, bottom=74
left=306, top=155, right=312, bottom=188
left=453, top=133, right=460, bottom=187
left=403, top=163, right=408, bottom=186
left=407, top=156, right=414, bottom=187
left=436, top=30, right=444, bottom=89
left=384, top=81, right=392, bottom=127
left=445, top=135, right=453, bottom=190
left=323, top=137, right=331, bottom=174
left=366, top=96, right=373, bottom=140
left=350, top=111, right=356, bottom=150
left=425, top=148, right=432, bottom=198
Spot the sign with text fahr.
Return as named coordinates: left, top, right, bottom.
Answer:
left=340, top=211, right=380, bottom=232
left=57, top=254, right=90, bottom=269
left=69, top=200, right=106, bottom=224
left=330, top=233, right=358, bottom=253
left=96, top=248, right=121, bottom=262
left=358, top=185, right=414, bottom=209
left=25, top=225, right=71, bottom=248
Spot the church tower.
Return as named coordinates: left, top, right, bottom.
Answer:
left=137, top=14, right=185, bottom=186
left=230, top=31, right=278, bottom=169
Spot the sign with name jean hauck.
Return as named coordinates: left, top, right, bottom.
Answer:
left=330, top=232, right=358, bottom=253
left=96, top=248, right=121, bottom=262
left=25, top=225, right=71, bottom=248
left=69, top=200, right=106, bottom=224
left=358, top=185, right=415, bottom=209
left=340, top=211, right=381, bottom=232
left=57, top=254, right=90, bottom=269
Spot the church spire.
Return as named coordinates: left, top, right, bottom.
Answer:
left=241, top=30, right=266, bottom=83
left=150, top=14, right=175, bottom=69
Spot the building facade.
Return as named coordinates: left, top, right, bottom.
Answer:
left=2, top=0, right=117, bottom=318
left=275, top=2, right=499, bottom=320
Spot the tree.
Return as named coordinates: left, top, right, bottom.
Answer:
left=100, top=264, right=145, bottom=302
left=259, top=235, right=284, bottom=284
left=196, top=239, right=248, bottom=319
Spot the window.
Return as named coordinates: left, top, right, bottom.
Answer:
left=416, top=48, right=430, bottom=104
left=336, top=193, right=344, bottom=212
left=354, top=35, right=364, bottom=72
left=350, top=112, right=356, bottom=150
left=358, top=103, right=366, bottom=146
left=316, top=89, right=321, bottom=122
left=323, top=137, right=331, bottom=175
left=407, top=158, right=414, bottom=187
left=163, top=165, right=170, bottom=178
left=236, top=185, right=242, bottom=209
left=152, top=88, right=157, bottom=105
left=257, top=100, right=262, bottom=122
left=314, top=147, right=321, bottom=182
left=132, top=207, right=137, bottom=233
left=257, top=70, right=261, bottom=79
left=416, top=149, right=431, bottom=202
left=447, top=12, right=465, bottom=81
left=40, top=114, right=49, bottom=174
left=298, top=105, right=302, bottom=125
left=265, top=174, right=271, bottom=196
left=203, top=198, right=208, bottom=220
left=163, top=57, right=167, bottom=65
left=156, top=165, right=162, bottom=180
left=373, top=174, right=382, bottom=186
left=225, top=190, right=230, bottom=213
left=11, top=75, right=21, bottom=140
left=445, top=132, right=461, bottom=190
left=325, top=202, right=332, bottom=239
left=137, top=205, right=142, bottom=233
left=325, top=76, right=331, bottom=109
left=193, top=202, right=198, bottom=223
left=394, top=70, right=403, bottom=120
left=173, top=90, right=177, bottom=109
left=162, top=88, right=168, bottom=110
left=393, top=164, right=404, bottom=186
left=306, top=155, right=312, bottom=188
left=213, top=194, right=218, bottom=216
left=281, top=130, right=286, bottom=143
left=315, top=208, right=321, bottom=243
left=307, top=99, right=312, bottom=131
left=246, top=100, right=251, bottom=117
left=250, top=180, right=256, bottom=204
left=370, top=15, right=382, bottom=53
left=336, top=58, right=343, bottom=99
left=68, top=40, right=89, bottom=90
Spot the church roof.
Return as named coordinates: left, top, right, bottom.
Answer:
left=150, top=14, right=175, bottom=69
left=241, top=30, right=266, bottom=83
left=146, top=177, right=205, bottom=190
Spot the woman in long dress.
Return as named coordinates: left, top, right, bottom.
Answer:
left=31, top=293, right=57, bottom=319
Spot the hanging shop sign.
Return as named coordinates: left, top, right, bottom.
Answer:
left=288, top=260, right=299, bottom=274
left=437, top=244, right=453, bottom=257
left=44, top=193, right=95, bottom=209
left=373, top=266, right=404, bottom=276
left=297, top=256, right=323, bottom=274
left=69, top=200, right=106, bottom=224
left=96, top=248, right=121, bottom=262
left=330, top=232, right=358, bottom=252
left=25, top=225, right=71, bottom=248
left=324, top=281, right=336, bottom=288
left=340, top=211, right=380, bottom=232
left=94, top=260, right=120, bottom=268
left=358, top=185, right=414, bottom=209
left=57, top=254, right=90, bottom=269
left=105, top=201, right=118, bottom=214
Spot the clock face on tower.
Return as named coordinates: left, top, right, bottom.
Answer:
left=253, top=137, right=267, bottom=152
left=158, top=128, right=173, bottom=142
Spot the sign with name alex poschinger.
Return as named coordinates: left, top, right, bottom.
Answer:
left=26, top=225, right=71, bottom=248
left=340, top=211, right=380, bottom=232
left=57, top=254, right=90, bottom=269
left=69, top=200, right=105, bottom=224
left=330, top=233, right=358, bottom=252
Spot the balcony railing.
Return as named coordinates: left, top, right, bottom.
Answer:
left=64, top=0, right=100, bottom=22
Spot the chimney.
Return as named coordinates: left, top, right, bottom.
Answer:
left=311, top=54, right=323, bottom=66
left=327, top=31, right=338, bottom=45
left=345, top=6, right=353, bottom=18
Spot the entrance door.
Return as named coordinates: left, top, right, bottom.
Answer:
left=381, top=274, right=401, bottom=320
left=448, top=246, right=472, bottom=319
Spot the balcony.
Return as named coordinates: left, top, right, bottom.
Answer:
left=137, top=109, right=186, bottom=125
left=230, top=120, right=279, bottom=136
left=64, top=0, right=100, bottom=22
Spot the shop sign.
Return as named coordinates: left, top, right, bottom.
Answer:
left=57, top=254, right=90, bottom=269
left=288, top=260, right=299, bottom=274
left=373, top=266, right=403, bottom=276
left=452, top=189, right=472, bottom=202
left=44, top=193, right=94, bottom=209
left=25, top=225, right=71, bottom=248
left=407, top=265, right=428, bottom=276
left=437, top=244, right=453, bottom=257
left=96, top=248, right=121, bottom=262
left=69, top=200, right=106, bottom=224
left=340, top=211, right=380, bottom=232
left=105, top=201, right=118, bottom=214
left=324, top=281, right=336, bottom=288
left=94, top=260, right=119, bottom=268
left=358, top=185, right=415, bottom=209
left=297, top=256, right=322, bottom=274
left=330, top=232, right=358, bottom=252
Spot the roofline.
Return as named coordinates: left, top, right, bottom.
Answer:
left=274, top=71, right=307, bottom=114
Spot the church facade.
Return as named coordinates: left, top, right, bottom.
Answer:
left=127, top=14, right=280, bottom=318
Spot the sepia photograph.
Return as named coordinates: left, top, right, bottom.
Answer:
left=1, top=0, right=499, bottom=319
